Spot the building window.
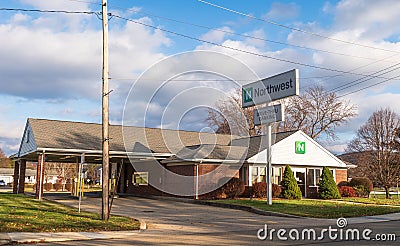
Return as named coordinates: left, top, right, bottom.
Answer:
left=307, top=168, right=321, bottom=186
left=252, top=167, right=267, bottom=184
left=272, top=167, right=282, bottom=184
left=133, top=172, right=148, bottom=186
left=252, top=167, right=258, bottom=184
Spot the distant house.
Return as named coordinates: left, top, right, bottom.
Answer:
left=0, top=167, right=36, bottom=185
left=12, top=118, right=348, bottom=198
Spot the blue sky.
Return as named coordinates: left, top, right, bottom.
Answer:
left=0, top=0, right=400, bottom=156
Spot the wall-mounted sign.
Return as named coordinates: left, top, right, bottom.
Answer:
left=295, top=141, right=306, bottom=154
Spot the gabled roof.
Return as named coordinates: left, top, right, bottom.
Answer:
left=248, top=130, right=347, bottom=168
left=18, top=118, right=235, bottom=158
left=162, top=144, right=248, bottom=163
left=230, top=131, right=297, bottom=159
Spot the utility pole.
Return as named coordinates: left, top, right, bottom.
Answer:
left=101, top=0, right=110, bottom=221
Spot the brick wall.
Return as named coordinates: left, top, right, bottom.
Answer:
left=335, top=169, right=347, bottom=184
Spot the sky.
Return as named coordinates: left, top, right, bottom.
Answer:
left=0, top=0, right=400, bottom=156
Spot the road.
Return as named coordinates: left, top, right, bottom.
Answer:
left=25, top=195, right=399, bottom=245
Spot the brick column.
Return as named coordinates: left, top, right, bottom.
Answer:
left=18, top=159, right=26, bottom=194
left=36, top=154, right=45, bottom=199
left=13, top=160, right=20, bottom=194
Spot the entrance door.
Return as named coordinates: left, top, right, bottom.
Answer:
left=291, top=168, right=306, bottom=197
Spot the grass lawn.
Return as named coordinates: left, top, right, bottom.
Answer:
left=0, top=194, right=140, bottom=233
left=340, top=196, right=400, bottom=206
left=211, top=198, right=400, bottom=218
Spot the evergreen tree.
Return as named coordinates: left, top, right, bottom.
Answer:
left=280, top=165, right=302, bottom=199
left=318, top=166, right=341, bottom=199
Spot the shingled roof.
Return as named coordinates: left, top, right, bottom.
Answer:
left=23, top=118, right=235, bottom=155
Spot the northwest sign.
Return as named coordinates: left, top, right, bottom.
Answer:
left=254, top=104, right=284, bottom=126
left=242, top=69, right=299, bottom=108
left=295, top=141, right=306, bottom=154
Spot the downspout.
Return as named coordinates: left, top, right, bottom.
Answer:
left=38, top=150, right=45, bottom=201
left=195, top=160, right=203, bottom=200
left=17, top=160, right=20, bottom=194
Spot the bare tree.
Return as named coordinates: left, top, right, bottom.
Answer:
left=279, top=86, right=357, bottom=140
left=347, top=108, right=400, bottom=199
left=206, top=88, right=261, bottom=136
left=206, top=86, right=357, bottom=140
left=0, top=148, right=12, bottom=168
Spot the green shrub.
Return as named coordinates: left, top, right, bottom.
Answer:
left=353, top=185, right=370, bottom=198
left=221, top=177, right=245, bottom=199
left=280, top=165, right=302, bottom=199
left=349, top=177, right=373, bottom=193
left=318, top=167, right=341, bottom=199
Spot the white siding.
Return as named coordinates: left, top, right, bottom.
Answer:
left=248, top=131, right=346, bottom=168
left=18, top=121, right=37, bottom=157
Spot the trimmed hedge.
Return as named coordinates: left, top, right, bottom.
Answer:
left=337, top=181, right=350, bottom=187
left=252, top=182, right=282, bottom=198
left=280, top=165, right=302, bottom=199
left=318, top=167, right=341, bottom=199
left=349, top=177, right=373, bottom=193
left=338, top=186, right=356, bottom=197
left=221, top=177, right=245, bottom=199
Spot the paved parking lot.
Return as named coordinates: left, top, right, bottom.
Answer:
left=42, top=195, right=400, bottom=245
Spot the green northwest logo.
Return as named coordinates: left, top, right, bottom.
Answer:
left=243, top=87, right=253, bottom=103
left=295, top=141, right=306, bottom=154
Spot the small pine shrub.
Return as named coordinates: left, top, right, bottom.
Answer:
left=318, top=167, right=341, bottom=199
left=280, top=165, right=302, bottom=199
left=349, top=177, right=373, bottom=193
left=221, top=177, right=245, bottom=199
left=338, top=186, right=356, bottom=197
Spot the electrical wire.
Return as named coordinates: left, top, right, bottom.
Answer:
left=110, top=14, right=399, bottom=81
left=197, top=0, right=400, bottom=54
left=0, top=7, right=96, bottom=15
left=107, top=4, right=395, bottom=63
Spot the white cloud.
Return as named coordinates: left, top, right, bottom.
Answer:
left=333, top=0, right=400, bottom=40
left=200, top=26, right=233, bottom=43
left=264, top=2, right=300, bottom=21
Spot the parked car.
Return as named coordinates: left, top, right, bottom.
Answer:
left=0, top=180, right=6, bottom=186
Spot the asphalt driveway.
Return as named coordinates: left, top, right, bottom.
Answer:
left=44, top=195, right=400, bottom=245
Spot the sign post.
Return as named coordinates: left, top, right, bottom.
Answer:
left=242, top=69, right=299, bottom=205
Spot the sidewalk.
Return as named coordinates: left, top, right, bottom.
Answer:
left=0, top=230, right=144, bottom=245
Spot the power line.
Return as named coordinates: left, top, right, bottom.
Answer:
left=337, top=73, right=400, bottom=98
left=329, top=63, right=400, bottom=94
left=106, top=4, right=397, bottom=63
left=0, top=7, right=96, bottom=15
left=197, top=0, right=400, bottom=54
left=110, top=14, right=399, bottom=81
